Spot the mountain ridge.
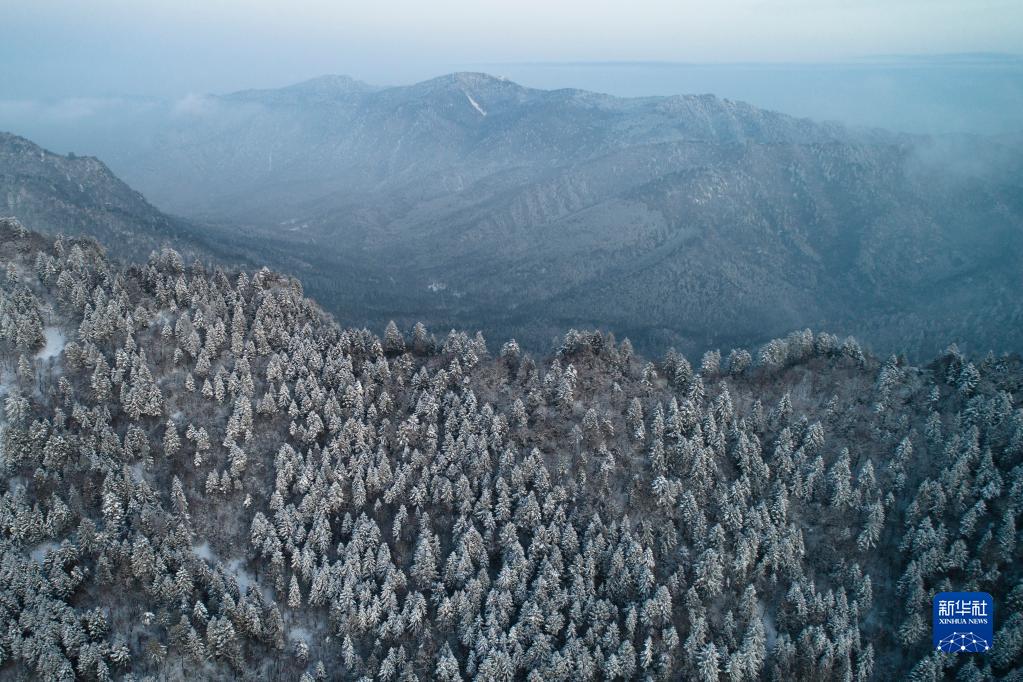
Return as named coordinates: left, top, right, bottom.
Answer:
left=0, top=131, right=266, bottom=267
left=4, top=73, right=1021, bottom=360
left=0, top=131, right=199, bottom=260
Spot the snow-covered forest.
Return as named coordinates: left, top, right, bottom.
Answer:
left=1, top=217, right=1021, bottom=680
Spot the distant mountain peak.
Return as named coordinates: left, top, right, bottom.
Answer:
left=225, top=74, right=377, bottom=103
left=449, top=71, right=512, bottom=86
left=285, top=74, right=375, bottom=94
left=414, top=71, right=526, bottom=94
left=401, top=72, right=532, bottom=115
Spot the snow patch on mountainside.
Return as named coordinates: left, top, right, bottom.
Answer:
left=464, top=91, right=487, bottom=116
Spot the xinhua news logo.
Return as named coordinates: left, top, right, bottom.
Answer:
left=933, top=592, right=994, bottom=653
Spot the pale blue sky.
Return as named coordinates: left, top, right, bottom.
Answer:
left=1, top=0, right=1021, bottom=97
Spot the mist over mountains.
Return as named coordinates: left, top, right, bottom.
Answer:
left=3, top=73, right=1023, bottom=360
left=1, top=63, right=1023, bottom=681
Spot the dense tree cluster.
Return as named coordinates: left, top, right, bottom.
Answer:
left=0, top=219, right=1021, bottom=680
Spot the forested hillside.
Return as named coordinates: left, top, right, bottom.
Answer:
left=1, top=217, right=1021, bottom=680
left=0, top=133, right=221, bottom=264
left=88, top=73, right=1023, bottom=359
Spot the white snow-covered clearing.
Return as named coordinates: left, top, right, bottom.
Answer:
left=227, top=558, right=253, bottom=592
left=192, top=543, right=271, bottom=599
left=37, top=326, right=66, bottom=361
left=227, top=557, right=270, bottom=599
left=192, top=542, right=214, bottom=561
left=30, top=541, right=58, bottom=563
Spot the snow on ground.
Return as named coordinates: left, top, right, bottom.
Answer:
left=464, top=91, right=487, bottom=116
left=29, top=541, right=58, bottom=563
left=227, top=558, right=261, bottom=596
left=228, top=557, right=275, bottom=602
left=0, top=371, right=12, bottom=456
left=192, top=542, right=214, bottom=561
left=288, top=627, right=312, bottom=643
left=0, top=328, right=65, bottom=449
left=129, top=463, right=146, bottom=483
left=37, top=326, right=66, bottom=361
left=192, top=543, right=271, bottom=599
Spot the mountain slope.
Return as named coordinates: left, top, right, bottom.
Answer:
left=0, top=132, right=219, bottom=261
left=119, top=73, right=864, bottom=221
left=73, top=75, right=1023, bottom=358
left=1, top=224, right=1021, bottom=680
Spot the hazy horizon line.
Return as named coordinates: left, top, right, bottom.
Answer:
left=5, top=52, right=1023, bottom=102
